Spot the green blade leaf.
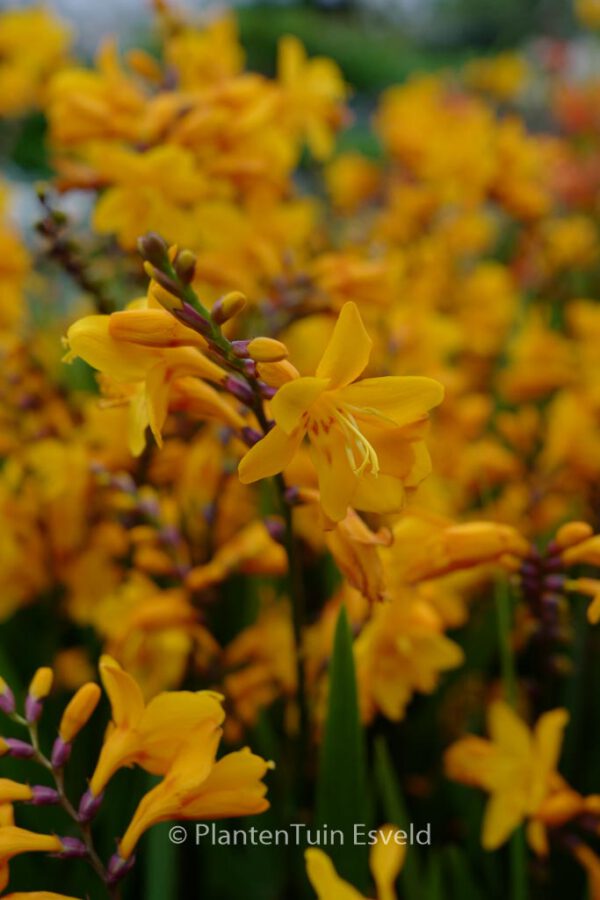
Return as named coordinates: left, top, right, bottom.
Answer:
left=315, top=606, right=369, bottom=891
left=373, top=735, right=422, bottom=900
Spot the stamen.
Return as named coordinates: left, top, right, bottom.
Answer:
left=332, top=407, right=380, bottom=477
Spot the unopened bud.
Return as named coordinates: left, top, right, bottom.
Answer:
left=0, top=679, right=15, bottom=716
left=211, top=291, right=247, bottom=325
left=31, top=785, right=60, bottom=806
left=25, top=668, right=53, bottom=722
left=107, top=852, right=137, bottom=884
left=137, top=232, right=169, bottom=268
left=57, top=836, right=88, bottom=859
left=78, top=787, right=104, bottom=823
left=247, top=337, right=289, bottom=363
left=223, top=376, right=254, bottom=406
left=59, top=683, right=102, bottom=744
left=5, top=738, right=35, bottom=759
left=51, top=737, right=72, bottom=769
left=174, top=249, right=197, bottom=283
left=172, top=303, right=212, bottom=336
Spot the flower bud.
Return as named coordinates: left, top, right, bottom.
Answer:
left=174, top=249, right=197, bottom=284
left=51, top=737, right=72, bottom=769
left=137, top=232, right=169, bottom=268
left=57, top=836, right=88, bottom=859
left=78, top=787, right=104, bottom=823
left=107, top=852, right=137, bottom=883
left=247, top=337, right=289, bottom=363
left=31, top=785, right=60, bottom=806
left=5, top=738, right=35, bottom=759
left=223, top=376, right=254, bottom=405
left=211, top=291, right=247, bottom=325
left=25, top=667, right=53, bottom=723
left=0, top=678, right=15, bottom=716
left=59, top=682, right=102, bottom=744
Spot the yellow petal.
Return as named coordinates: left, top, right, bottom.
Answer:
left=482, top=792, right=525, bottom=850
left=370, top=825, right=405, bottom=900
left=238, top=424, right=304, bottom=483
left=99, top=656, right=145, bottom=729
left=315, top=302, right=372, bottom=388
left=65, top=316, right=158, bottom=382
left=488, top=701, right=532, bottom=758
left=310, top=429, right=357, bottom=523
left=305, top=849, right=366, bottom=900
left=351, top=472, right=406, bottom=516
left=271, top=377, right=330, bottom=434
left=340, top=376, right=444, bottom=427
left=137, top=691, right=225, bottom=774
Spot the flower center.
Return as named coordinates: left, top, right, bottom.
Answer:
left=332, top=405, right=380, bottom=477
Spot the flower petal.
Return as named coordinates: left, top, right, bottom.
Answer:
left=316, top=302, right=372, bottom=388
left=305, top=849, right=366, bottom=900
left=271, top=376, right=329, bottom=434
left=238, top=424, right=304, bottom=483
left=310, top=428, right=357, bottom=523
left=340, top=376, right=444, bottom=427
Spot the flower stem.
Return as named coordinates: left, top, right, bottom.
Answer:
left=25, top=720, right=115, bottom=898
left=494, top=578, right=528, bottom=900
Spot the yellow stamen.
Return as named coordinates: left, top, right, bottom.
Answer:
left=332, top=407, right=380, bottom=477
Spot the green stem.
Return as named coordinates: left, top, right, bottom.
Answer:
left=494, top=579, right=528, bottom=900
left=24, top=720, right=116, bottom=899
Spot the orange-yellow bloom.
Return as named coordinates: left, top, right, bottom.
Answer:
left=445, top=701, right=569, bottom=850
left=89, top=656, right=224, bottom=796
left=239, top=302, right=444, bottom=522
left=119, top=726, right=271, bottom=858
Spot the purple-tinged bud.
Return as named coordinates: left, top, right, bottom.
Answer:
left=31, top=785, right=60, bottom=806
left=172, top=303, right=212, bottom=336
left=241, top=426, right=262, bottom=447
left=243, top=359, right=258, bottom=378
left=265, top=517, right=285, bottom=544
left=0, top=680, right=15, bottom=715
left=211, top=291, right=247, bottom=325
left=107, top=852, right=136, bottom=886
left=78, top=787, right=104, bottom=824
left=231, top=340, right=251, bottom=358
left=51, top=736, right=72, bottom=768
left=223, top=376, right=254, bottom=406
left=25, top=695, right=43, bottom=723
left=174, top=249, right=197, bottom=284
left=137, top=232, right=168, bottom=268
left=5, top=738, right=35, bottom=759
left=57, top=836, right=88, bottom=859
left=259, top=382, right=277, bottom=400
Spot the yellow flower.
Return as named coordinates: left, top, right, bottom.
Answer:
left=444, top=701, right=569, bottom=849
left=355, top=591, right=464, bottom=722
left=306, top=824, right=405, bottom=900
left=277, top=35, right=348, bottom=160
left=64, top=313, right=241, bottom=455
left=0, top=8, right=71, bottom=117
left=119, top=730, right=271, bottom=858
left=89, top=656, right=225, bottom=796
left=239, top=302, right=444, bottom=522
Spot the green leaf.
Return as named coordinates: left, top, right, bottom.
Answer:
left=315, top=606, right=369, bottom=891
left=373, top=735, right=422, bottom=900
